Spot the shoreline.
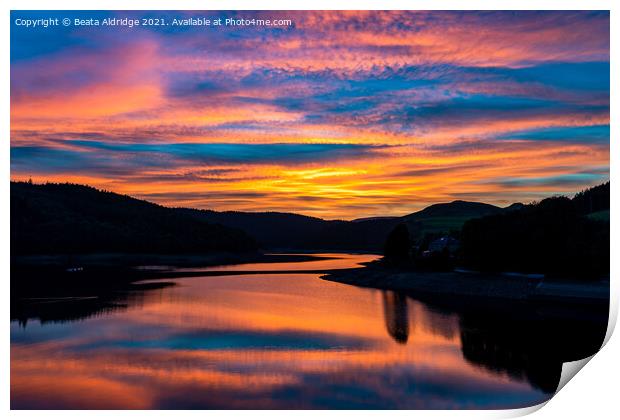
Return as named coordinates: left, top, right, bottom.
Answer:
left=12, top=251, right=609, bottom=309
left=321, top=266, right=609, bottom=306
left=10, top=252, right=340, bottom=296
left=11, top=251, right=334, bottom=268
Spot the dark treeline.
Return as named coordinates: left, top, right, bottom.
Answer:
left=178, top=208, right=399, bottom=251
left=383, top=202, right=516, bottom=269
left=11, top=182, right=257, bottom=255
left=382, top=182, right=609, bottom=279
left=461, top=182, right=609, bottom=278
left=13, top=180, right=517, bottom=257
left=11, top=181, right=502, bottom=257
left=12, top=180, right=610, bottom=280
left=573, top=181, right=610, bottom=214
left=182, top=200, right=508, bottom=251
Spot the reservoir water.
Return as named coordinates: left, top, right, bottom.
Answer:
left=12, top=253, right=599, bottom=409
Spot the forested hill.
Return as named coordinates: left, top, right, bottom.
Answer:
left=461, top=182, right=610, bottom=277
left=178, top=200, right=511, bottom=251
left=12, top=180, right=607, bottom=257
left=177, top=208, right=396, bottom=251
left=11, top=181, right=521, bottom=254
left=11, top=182, right=257, bottom=255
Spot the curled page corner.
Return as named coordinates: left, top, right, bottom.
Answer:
left=602, top=290, right=618, bottom=347
left=556, top=355, right=595, bottom=394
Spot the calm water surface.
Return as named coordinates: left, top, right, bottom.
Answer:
left=11, top=253, right=571, bottom=409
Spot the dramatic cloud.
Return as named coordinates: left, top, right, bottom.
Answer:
left=10, top=11, right=610, bottom=218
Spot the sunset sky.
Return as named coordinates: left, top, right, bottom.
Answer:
left=10, top=11, right=610, bottom=219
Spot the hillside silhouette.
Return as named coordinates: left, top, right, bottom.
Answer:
left=12, top=180, right=608, bottom=271
left=11, top=182, right=257, bottom=255
left=10, top=181, right=536, bottom=255
left=407, top=200, right=502, bottom=219
left=461, top=182, right=609, bottom=278
left=178, top=208, right=398, bottom=250
left=181, top=200, right=512, bottom=251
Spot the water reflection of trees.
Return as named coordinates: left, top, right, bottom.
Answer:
left=380, top=290, right=608, bottom=394
left=381, top=291, right=409, bottom=344
left=11, top=281, right=175, bottom=327
left=458, top=306, right=607, bottom=393
left=459, top=314, right=561, bottom=393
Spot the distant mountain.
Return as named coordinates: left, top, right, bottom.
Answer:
left=504, top=202, right=525, bottom=212
left=397, top=200, right=506, bottom=241
left=184, top=200, right=513, bottom=251
left=11, top=182, right=257, bottom=255
left=178, top=208, right=397, bottom=251
left=12, top=180, right=571, bottom=255
left=352, top=216, right=398, bottom=223
left=405, top=200, right=501, bottom=219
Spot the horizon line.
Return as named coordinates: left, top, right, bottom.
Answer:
left=9, top=178, right=609, bottom=223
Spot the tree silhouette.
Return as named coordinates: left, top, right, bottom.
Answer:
left=461, top=185, right=610, bottom=279
left=384, top=223, right=411, bottom=262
